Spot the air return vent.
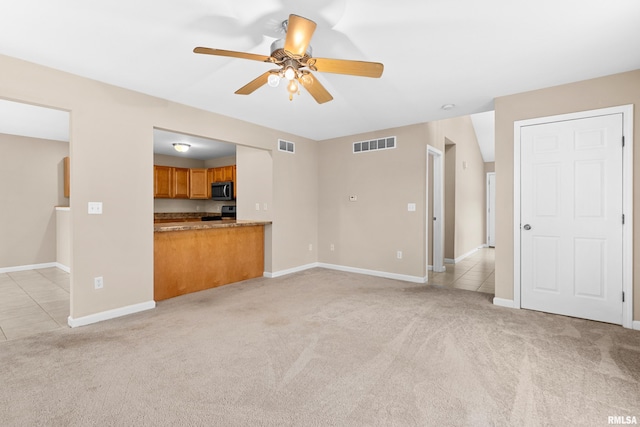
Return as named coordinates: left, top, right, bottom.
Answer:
left=278, top=139, right=295, bottom=153
left=353, top=136, right=396, bottom=153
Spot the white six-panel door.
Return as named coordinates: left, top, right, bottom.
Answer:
left=520, top=113, right=623, bottom=324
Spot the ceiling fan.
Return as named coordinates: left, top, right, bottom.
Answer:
left=194, top=14, right=384, bottom=104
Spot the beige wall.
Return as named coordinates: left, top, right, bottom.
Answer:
left=317, top=116, right=485, bottom=278
left=444, top=144, right=456, bottom=259
left=484, top=162, right=495, bottom=173
left=0, top=53, right=317, bottom=320
left=318, top=123, right=435, bottom=278
left=494, top=69, right=640, bottom=321
left=0, top=133, right=69, bottom=268
left=204, top=155, right=236, bottom=168
left=439, top=116, right=486, bottom=260
left=56, top=208, right=71, bottom=269
left=271, top=140, right=318, bottom=272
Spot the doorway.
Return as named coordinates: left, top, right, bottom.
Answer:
left=426, top=145, right=444, bottom=277
left=0, top=99, right=71, bottom=340
left=513, top=105, right=633, bottom=327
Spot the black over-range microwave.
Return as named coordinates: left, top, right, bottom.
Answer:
left=211, top=181, right=234, bottom=200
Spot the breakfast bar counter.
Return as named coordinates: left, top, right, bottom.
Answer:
left=154, top=220, right=271, bottom=301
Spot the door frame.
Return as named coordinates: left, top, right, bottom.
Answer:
left=513, top=105, right=634, bottom=328
left=486, top=172, right=496, bottom=247
left=427, top=145, right=445, bottom=276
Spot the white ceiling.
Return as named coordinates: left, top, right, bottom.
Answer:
left=1, top=0, right=639, bottom=143
left=153, top=128, right=236, bottom=161
left=470, top=111, right=495, bottom=162
left=0, top=99, right=69, bottom=142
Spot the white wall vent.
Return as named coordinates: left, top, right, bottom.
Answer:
left=278, top=139, right=295, bottom=153
left=353, top=136, right=396, bottom=153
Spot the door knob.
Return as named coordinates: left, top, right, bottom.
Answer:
left=523, top=224, right=532, bottom=230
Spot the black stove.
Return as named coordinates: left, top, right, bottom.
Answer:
left=201, top=205, right=236, bottom=221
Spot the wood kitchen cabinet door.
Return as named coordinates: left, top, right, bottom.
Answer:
left=64, top=156, right=70, bottom=198
left=154, top=165, right=174, bottom=198
left=210, top=165, right=234, bottom=183
left=173, top=167, right=190, bottom=199
left=189, top=168, right=208, bottom=199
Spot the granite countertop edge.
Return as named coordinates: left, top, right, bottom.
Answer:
left=154, top=220, right=272, bottom=233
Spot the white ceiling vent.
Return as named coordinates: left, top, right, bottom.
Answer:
left=278, top=139, right=295, bottom=153
left=353, top=136, right=396, bottom=153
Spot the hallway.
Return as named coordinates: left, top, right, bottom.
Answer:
left=428, top=247, right=495, bottom=294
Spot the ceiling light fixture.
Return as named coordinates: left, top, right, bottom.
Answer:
left=441, top=104, right=456, bottom=111
left=173, top=143, right=191, bottom=153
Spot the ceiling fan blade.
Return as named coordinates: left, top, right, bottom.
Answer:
left=194, top=47, right=272, bottom=63
left=299, top=72, right=333, bottom=104
left=284, top=14, right=317, bottom=57
left=310, top=58, right=384, bottom=78
left=235, top=71, right=275, bottom=95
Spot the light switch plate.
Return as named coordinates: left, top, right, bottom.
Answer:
left=408, top=203, right=416, bottom=212
left=88, top=202, right=103, bottom=214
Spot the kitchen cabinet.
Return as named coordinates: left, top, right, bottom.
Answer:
left=154, top=165, right=174, bottom=198
left=155, top=165, right=236, bottom=199
left=154, top=223, right=266, bottom=301
left=63, top=156, right=70, bottom=198
left=208, top=165, right=237, bottom=198
left=210, top=165, right=234, bottom=183
left=189, top=168, right=208, bottom=199
left=173, top=167, right=190, bottom=199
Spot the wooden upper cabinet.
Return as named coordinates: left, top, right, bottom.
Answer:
left=208, top=165, right=237, bottom=198
left=210, top=165, right=234, bottom=183
left=64, top=156, right=70, bottom=198
left=154, top=165, right=174, bottom=198
left=189, top=168, right=209, bottom=199
left=173, top=167, right=190, bottom=199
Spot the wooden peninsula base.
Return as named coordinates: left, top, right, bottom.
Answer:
left=154, top=222, right=268, bottom=301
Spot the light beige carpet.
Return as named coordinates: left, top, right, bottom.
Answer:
left=1, top=268, right=639, bottom=426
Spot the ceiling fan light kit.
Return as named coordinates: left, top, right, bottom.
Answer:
left=194, top=14, right=384, bottom=104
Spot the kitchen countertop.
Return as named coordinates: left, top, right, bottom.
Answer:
left=154, top=219, right=271, bottom=233
left=154, top=212, right=220, bottom=220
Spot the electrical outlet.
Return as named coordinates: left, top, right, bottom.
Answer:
left=397, top=251, right=403, bottom=259
left=308, top=243, right=313, bottom=251
left=88, top=202, right=103, bottom=214
left=255, top=203, right=260, bottom=211
left=263, top=203, right=268, bottom=211
left=330, top=244, right=335, bottom=251
left=407, top=203, right=416, bottom=212
left=94, top=276, right=104, bottom=289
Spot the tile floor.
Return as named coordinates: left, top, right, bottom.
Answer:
left=0, top=267, right=70, bottom=341
left=0, top=250, right=495, bottom=341
left=428, top=247, right=495, bottom=294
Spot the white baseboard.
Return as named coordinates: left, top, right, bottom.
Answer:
left=318, top=263, right=427, bottom=284
left=444, top=245, right=484, bottom=264
left=264, top=262, right=319, bottom=278
left=633, top=321, right=640, bottom=331
left=55, top=262, right=70, bottom=273
left=0, top=262, right=58, bottom=274
left=267, top=261, right=430, bottom=284
left=493, top=297, right=515, bottom=308
left=68, top=300, right=156, bottom=328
